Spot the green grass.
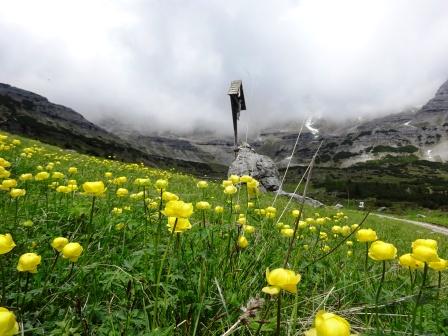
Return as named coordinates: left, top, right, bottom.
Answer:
left=0, top=131, right=447, bottom=335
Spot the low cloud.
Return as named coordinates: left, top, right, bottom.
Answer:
left=1, top=0, right=448, bottom=134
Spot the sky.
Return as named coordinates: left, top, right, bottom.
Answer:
left=1, top=0, right=448, bottom=134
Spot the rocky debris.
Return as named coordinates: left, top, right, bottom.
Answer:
left=334, top=204, right=344, bottom=209
left=228, top=143, right=281, bottom=191
left=277, top=190, right=324, bottom=208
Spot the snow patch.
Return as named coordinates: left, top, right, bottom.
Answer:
left=305, top=117, right=319, bottom=138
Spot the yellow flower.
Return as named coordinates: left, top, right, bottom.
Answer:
left=229, top=175, right=240, bottom=184
left=298, top=221, right=307, bottom=229
left=56, top=186, right=70, bottom=193
left=82, top=181, right=106, bottom=196
left=214, top=206, right=224, bottom=214
left=51, top=237, right=69, bottom=252
left=398, top=253, right=424, bottom=270
left=224, top=185, right=237, bottom=195
left=247, top=202, right=254, bottom=208
left=346, top=241, right=353, bottom=247
left=262, top=268, right=301, bottom=295
left=68, top=167, right=78, bottom=174
left=163, top=200, right=193, bottom=218
left=429, top=258, right=448, bottom=271
left=62, top=242, right=83, bottom=262
left=0, top=167, right=11, bottom=179
left=35, top=171, right=50, bottom=181
left=162, top=192, right=179, bottom=202
left=356, top=229, right=378, bottom=242
left=347, top=250, right=353, bottom=257
left=112, top=176, right=127, bottom=185
left=52, top=172, right=65, bottom=179
left=305, top=310, right=351, bottom=336
left=0, top=234, right=16, bottom=254
left=0, top=306, right=19, bottom=336
left=19, top=173, right=33, bottom=181
left=0, top=179, right=17, bottom=190
left=155, top=179, right=168, bottom=191
left=134, top=178, right=150, bottom=186
left=196, top=201, right=211, bottom=210
left=238, top=217, right=247, bottom=225
left=112, top=207, right=123, bottom=215
left=412, top=245, right=439, bottom=263
left=0, top=158, right=11, bottom=167
left=240, top=175, right=252, bottom=183
left=17, top=253, right=42, bottom=273
left=322, top=245, right=331, bottom=253
left=105, top=172, right=113, bottom=178
left=237, top=236, right=248, bottom=249
left=9, top=189, right=26, bottom=198
left=291, top=209, right=301, bottom=218
left=167, top=217, right=192, bottom=233
left=368, top=241, right=397, bottom=261
left=196, top=180, right=208, bottom=189
left=315, top=218, right=326, bottom=225
left=222, top=180, right=233, bottom=187
left=243, top=225, right=255, bottom=234
left=116, top=188, right=129, bottom=197
left=281, top=228, right=294, bottom=237
left=332, top=226, right=342, bottom=234
left=412, top=239, right=438, bottom=250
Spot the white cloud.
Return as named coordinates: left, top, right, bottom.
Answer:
left=1, top=0, right=448, bottom=133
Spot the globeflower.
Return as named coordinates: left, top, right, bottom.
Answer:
left=222, top=180, right=233, bottom=187
left=163, top=200, right=193, bottom=218
left=9, top=188, right=26, bottom=198
left=237, top=236, right=248, bottom=249
left=262, top=268, right=301, bottom=295
left=214, top=206, right=224, bottom=214
left=0, top=306, right=19, bottom=336
left=429, top=258, right=447, bottom=271
left=51, top=172, right=65, bottom=179
left=17, top=253, right=42, bottom=273
left=291, top=209, right=301, bottom=218
left=62, top=242, right=84, bottom=262
left=19, top=173, right=33, bottom=181
left=356, top=229, right=378, bottom=242
left=196, top=201, right=211, bottom=210
left=224, top=185, right=237, bottom=195
left=0, top=234, right=16, bottom=254
left=116, top=188, right=129, bottom=197
left=167, top=217, right=192, bottom=233
left=134, top=178, right=150, bottom=186
left=240, top=175, right=252, bottom=183
left=68, top=167, right=78, bottom=174
left=368, top=241, right=397, bottom=261
left=155, top=179, right=168, bottom=191
left=243, top=225, right=255, bottom=234
left=399, top=253, right=424, bottom=270
left=82, top=181, right=106, bottom=196
left=162, top=192, right=179, bottom=202
left=281, top=228, right=294, bottom=237
left=112, top=176, right=127, bottom=185
left=0, top=179, right=17, bottom=190
left=304, top=310, right=351, bottom=336
left=0, top=167, right=10, bottom=179
left=0, top=158, right=11, bottom=167
left=411, top=239, right=439, bottom=263
left=51, top=237, right=69, bottom=252
left=35, top=171, right=50, bottom=181
left=229, top=175, right=240, bottom=184
left=196, top=180, right=208, bottom=189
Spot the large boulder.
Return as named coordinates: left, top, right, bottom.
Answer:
left=228, top=143, right=281, bottom=191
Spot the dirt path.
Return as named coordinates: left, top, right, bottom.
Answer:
left=373, top=213, right=448, bottom=236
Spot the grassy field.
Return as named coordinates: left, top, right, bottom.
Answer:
left=0, top=131, right=447, bottom=335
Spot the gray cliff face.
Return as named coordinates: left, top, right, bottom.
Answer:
left=0, top=83, right=227, bottom=176
left=419, top=80, right=448, bottom=114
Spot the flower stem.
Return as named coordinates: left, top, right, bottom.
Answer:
left=411, top=262, right=428, bottom=335
left=364, top=242, right=369, bottom=271
left=275, top=294, right=282, bottom=336
left=375, top=260, right=386, bottom=331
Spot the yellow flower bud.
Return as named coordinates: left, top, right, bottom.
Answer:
left=243, top=225, right=255, bottom=234
left=19, top=173, right=33, bottom=181
left=62, top=242, right=83, bottom=262
left=196, top=201, right=211, bottom=210
left=368, top=241, right=397, bottom=261
left=237, top=236, right=248, bottom=249
left=291, top=209, right=301, bottom=218
left=240, top=175, right=252, bottom=183
left=281, top=228, right=294, bottom=237
left=163, top=200, right=193, bottom=218
left=0, top=307, right=19, bottom=335
left=51, top=237, right=69, bottom=252
left=0, top=234, right=16, bottom=254
left=356, top=229, right=378, bottom=242
left=17, top=253, right=41, bottom=273
left=399, top=253, right=424, bottom=270
left=262, top=268, right=301, bottom=295
left=196, top=180, right=208, bottom=189
left=309, top=310, right=351, bottom=336
left=155, top=179, right=168, bottom=191
left=51, top=172, right=65, bottom=179
left=82, top=181, right=106, bottom=196
left=224, top=185, right=237, bottom=195
left=9, top=188, right=26, bottom=198
left=167, top=217, right=192, bottom=233
left=116, top=188, right=129, bottom=197
left=214, top=206, right=224, bottom=214
left=429, top=258, right=448, bottom=271
left=229, top=175, right=240, bottom=184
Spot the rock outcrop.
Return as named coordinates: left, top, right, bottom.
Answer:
left=228, top=143, right=281, bottom=191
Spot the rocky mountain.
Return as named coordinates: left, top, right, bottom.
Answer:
left=100, top=79, right=448, bottom=168
left=0, top=83, right=227, bottom=176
